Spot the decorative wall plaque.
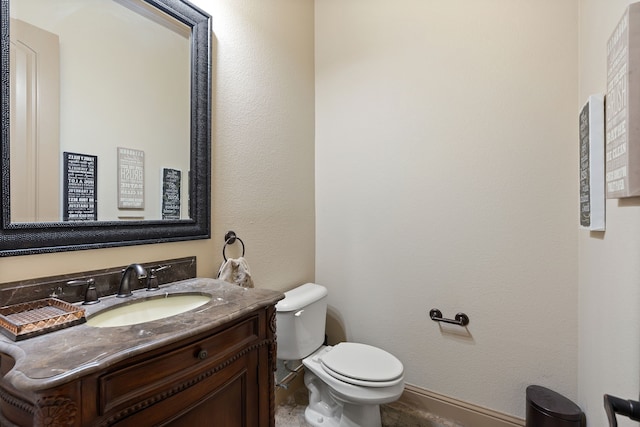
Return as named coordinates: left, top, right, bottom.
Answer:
left=63, top=152, right=97, bottom=221
left=579, top=95, right=605, bottom=231
left=117, top=147, right=145, bottom=209
left=161, top=168, right=181, bottom=220
left=605, top=3, right=640, bottom=198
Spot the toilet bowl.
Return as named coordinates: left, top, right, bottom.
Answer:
left=276, top=283, right=404, bottom=427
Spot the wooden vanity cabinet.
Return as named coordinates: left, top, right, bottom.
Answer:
left=0, top=305, right=277, bottom=427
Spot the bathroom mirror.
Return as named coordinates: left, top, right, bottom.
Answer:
left=0, top=0, right=211, bottom=256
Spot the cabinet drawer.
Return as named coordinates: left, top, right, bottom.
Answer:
left=112, top=349, right=260, bottom=427
left=99, top=315, right=260, bottom=415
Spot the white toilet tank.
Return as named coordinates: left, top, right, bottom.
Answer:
left=275, top=283, right=328, bottom=360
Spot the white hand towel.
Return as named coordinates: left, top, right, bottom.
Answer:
left=217, top=257, right=254, bottom=288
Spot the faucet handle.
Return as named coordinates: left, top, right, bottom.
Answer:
left=66, top=278, right=100, bottom=305
left=147, top=265, right=172, bottom=291
left=153, top=265, right=171, bottom=273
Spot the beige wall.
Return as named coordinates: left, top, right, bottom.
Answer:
left=578, top=1, right=640, bottom=426
left=315, top=0, right=579, bottom=418
left=0, top=0, right=316, bottom=294
left=4, top=1, right=636, bottom=424
left=204, top=0, right=316, bottom=291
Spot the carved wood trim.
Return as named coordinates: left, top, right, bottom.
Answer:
left=268, top=344, right=276, bottom=427
left=268, top=305, right=277, bottom=336
left=34, top=396, right=77, bottom=427
left=0, top=386, right=35, bottom=415
left=267, top=306, right=277, bottom=427
left=267, top=305, right=277, bottom=373
left=99, top=338, right=275, bottom=426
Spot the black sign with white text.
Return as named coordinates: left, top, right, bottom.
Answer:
left=63, top=152, right=97, bottom=221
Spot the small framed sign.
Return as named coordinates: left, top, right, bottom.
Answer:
left=63, top=152, right=98, bottom=221
left=162, top=168, right=181, bottom=220
left=117, top=147, right=145, bottom=209
left=605, top=3, right=640, bottom=197
left=579, top=95, right=605, bottom=231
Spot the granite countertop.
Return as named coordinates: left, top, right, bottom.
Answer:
left=0, top=278, right=284, bottom=392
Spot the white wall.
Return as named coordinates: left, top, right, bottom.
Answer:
left=315, top=0, right=579, bottom=418
left=0, top=0, right=316, bottom=295
left=578, top=1, right=640, bottom=426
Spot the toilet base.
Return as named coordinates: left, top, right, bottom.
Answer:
left=303, top=367, right=384, bottom=427
left=304, top=402, right=382, bottom=427
left=305, top=405, right=339, bottom=427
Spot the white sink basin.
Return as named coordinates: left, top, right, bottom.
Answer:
left=87, top=293, right=211, bottom=328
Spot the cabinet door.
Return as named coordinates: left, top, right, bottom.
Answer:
left=112, top=349, right=260, bottom=427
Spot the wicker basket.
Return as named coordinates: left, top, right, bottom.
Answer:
left=0, top=298, right=86, bottom=341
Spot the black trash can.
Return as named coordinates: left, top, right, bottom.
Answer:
left=526, top=385, right=585, bottom=427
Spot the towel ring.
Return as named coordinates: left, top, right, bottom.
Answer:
left=223, top=230, right=245, bottom=261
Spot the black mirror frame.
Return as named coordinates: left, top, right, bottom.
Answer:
left=0, top=0, right=211, bottom=256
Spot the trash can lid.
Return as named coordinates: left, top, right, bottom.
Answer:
left=526, top=385, right=582, bottom=422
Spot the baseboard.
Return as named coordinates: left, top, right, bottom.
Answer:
left=400, top=384, right=525, bottom=427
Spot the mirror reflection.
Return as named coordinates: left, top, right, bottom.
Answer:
left=10, top=0, right=191, bottom=223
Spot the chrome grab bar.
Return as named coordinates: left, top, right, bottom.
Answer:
left=429, top=308, right=469, bottom=326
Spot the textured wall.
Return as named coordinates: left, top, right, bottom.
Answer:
left=8, top=2, right=635, bottom=425
left=202, top=0, right=316, bottom=290
left=578, top=1, right=640, bottom=426
left=0, top=0, right=316, bottom=294
left=315, top=0, right=579, bottom=418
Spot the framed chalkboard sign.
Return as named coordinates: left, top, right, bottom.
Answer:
left=63, top=152, right=98, bottom=221
left=117, top=147, right=145, bottom=209
left=162, top=168, right=182, bottom=220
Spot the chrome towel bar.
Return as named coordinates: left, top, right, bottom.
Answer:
left=429, top=308, right=469, bottom=326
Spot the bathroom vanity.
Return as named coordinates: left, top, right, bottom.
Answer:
left=0, top=278, right=283, bottom=426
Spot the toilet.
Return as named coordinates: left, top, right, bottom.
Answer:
left=276, top=283, right=404, bottom=427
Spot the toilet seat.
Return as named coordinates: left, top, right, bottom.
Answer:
left=319, top=343, right=404, bottom=388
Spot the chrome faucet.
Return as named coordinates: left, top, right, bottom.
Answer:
left=117, top=264, right=148, bottom=298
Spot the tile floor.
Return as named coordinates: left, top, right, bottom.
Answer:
left=273, top=361, right=463, bottom=426
left=275, top=401, right=311, bottom=427
left=274, top=387, right=464, bottom=427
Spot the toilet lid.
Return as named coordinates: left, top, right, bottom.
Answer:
left=320, top=343, right=403, bottom=386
